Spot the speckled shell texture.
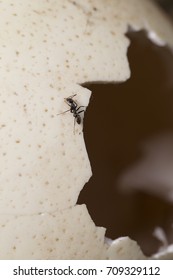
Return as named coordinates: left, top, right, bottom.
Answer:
left=0, top=0, right=173, bottom=259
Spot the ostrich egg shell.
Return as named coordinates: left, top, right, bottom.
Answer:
left=0, top=0, right=173, bottom=259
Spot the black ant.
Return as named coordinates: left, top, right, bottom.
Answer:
left=57, top=94, right=85, bottom=133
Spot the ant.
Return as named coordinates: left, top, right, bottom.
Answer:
left=57, top=94, right=85, bottom=133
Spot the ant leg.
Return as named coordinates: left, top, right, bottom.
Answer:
left=57, top=109, right=70, bottom=115
left=65, top=94, right=77, bottom=101
left=76, top=106, right=86, bottom=112
left=73, top=117, right=76, bottom=135
left=76, top=110, right=85, bottom=114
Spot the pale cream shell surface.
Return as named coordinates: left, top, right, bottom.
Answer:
left=0, top=0, right=173, bottom=259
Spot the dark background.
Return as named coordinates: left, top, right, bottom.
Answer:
left=77, top=0, right=173, bottom=257
left=77, top=0, right=173, bottom=254
left=155, top=0, right=173, bottom=18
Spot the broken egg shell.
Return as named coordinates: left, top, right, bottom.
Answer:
left=0, top=0, right=173, bottom=259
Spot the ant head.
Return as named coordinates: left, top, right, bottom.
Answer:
left=65, top=97, right=73, bottom=106
left=64, top=94, right=77, bottom=106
